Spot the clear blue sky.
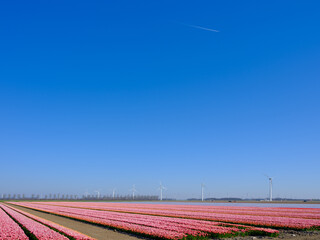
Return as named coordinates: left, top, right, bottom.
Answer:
left=0, top=0, right=319, bottom=199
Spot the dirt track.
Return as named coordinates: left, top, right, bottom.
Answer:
left=9, top=205, right=320, bottom=240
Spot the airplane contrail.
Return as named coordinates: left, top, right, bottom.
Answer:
left=182, top=23, right=219, bottom=33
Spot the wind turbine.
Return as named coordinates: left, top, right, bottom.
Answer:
left=130, top=185, right=137, bottom=200
left=265, top=175, right=273, bottom=201
left=94, top=190, right=101, bottom=199
left=112, top=188, right=116, bottom=199
left=158, top=182, right=167, bottom=201
left=201, top=183, right=205, bottom=202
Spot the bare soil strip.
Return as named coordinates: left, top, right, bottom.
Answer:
left=9, top=204, right=145, bottom=240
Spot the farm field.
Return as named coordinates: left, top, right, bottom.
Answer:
left=1, top=202, right=320, bottom=240
left=2, top=204, right=142, bottom=240
left=0, top=203, right=93, bottom=240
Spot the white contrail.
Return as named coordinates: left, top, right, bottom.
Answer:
left=183, top=23, right=219, bottom=33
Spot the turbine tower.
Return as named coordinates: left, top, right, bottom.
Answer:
left=94, top=190, right=100, bottom=199
left=112, top=188, right=116, bottom=199
left=158, top=182, right=167, bottom=201
left=269, top=177, right=273, bottom=202
left=130, top=185, right=137, bottom=200
left=201, top=183, right=205, bottom=202
left=265, top=175, right=273, bottom=201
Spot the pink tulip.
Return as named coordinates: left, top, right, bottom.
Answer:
left=5, top=205, right=94, bottom=240
left=1, top=204, right=68, bottom=240
left=0, top=206, right=28, bottom=240
left=10, top=202, right=280, bottom=239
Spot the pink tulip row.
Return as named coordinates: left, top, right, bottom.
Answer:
left=5, top=205, right=94, bottom=240
left=39, top=201, right=320, bottom=219
left=1, top=204, right=69, bottom=240
left=89, top=206, right=319, bottom=229
left=112, top=207, right=320, bottom=229
left=40, top=201, right=320, bottom=229
left=18, top=201, right=320, bottom=230
left=8, top=203, right=189, bottom=239
left=9, top=203, right=217, bottom=238
left=0, top=206, right=28, bottom=240
left=39, top=201, right=320, bottom=214
left=11, top=202, right=279, bottom=239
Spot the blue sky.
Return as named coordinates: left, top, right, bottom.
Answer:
left=0, top=0, right=319, bottom=199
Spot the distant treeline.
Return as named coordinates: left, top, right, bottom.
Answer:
left=0, top=193, right=159, bottom=201
left=188, top=198, right=242, bottom=201
left=1, top=194, right=318, bottom=202
left=188, top=197, right=320, bottom=202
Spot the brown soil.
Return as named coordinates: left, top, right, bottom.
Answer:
left=9, top=205, right=146, bottom=240
left=8, top=204, right=320, bottom=240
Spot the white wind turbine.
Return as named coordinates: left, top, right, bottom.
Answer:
left=158, top=182, right=167, bottom=201
left=112, top=188, right=117, bottom=199
left=265, top=175, right=273, bottom=202
left=94, top=190, right=101, bottom=199
left=130, top=185, right=137, bottom=200
left=201, top=183, right=205, bottom=202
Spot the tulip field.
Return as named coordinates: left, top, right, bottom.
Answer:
left=1, top=202, right=320, bottom=240
left=0, top=206, right=28, bottom=240
left=0, top=203, right=93, bottom=240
